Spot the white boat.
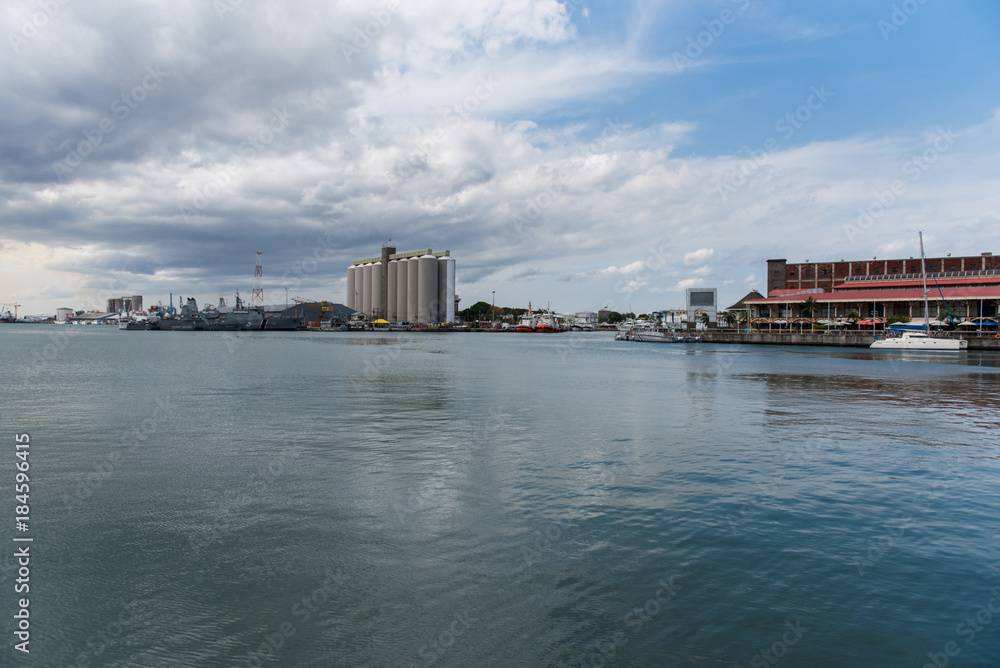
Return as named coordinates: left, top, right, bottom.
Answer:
left=871, top=331, right=967, bottom=351
left=870, top=231, right=965, bottom=351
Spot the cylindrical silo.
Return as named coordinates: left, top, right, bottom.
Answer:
left=437, top=257, right=448, bottom=323
left=371, top=261, right=382, bottom=319
left=397, top=258, right=409, bottom=323
left=346, top=265, right=356, bottom=311
left=417, top=254, right=439, bottom=324
left=387, top=260, right=398, bottom=322
left=356, top=265, right=364, bottom=315
left=131, top=295, right=143, bottom=312
left=407, top=257, right=419, bottom=323
left=438, top=257, right=455, bottom=322
left=361, top=263, right=373, bottom=318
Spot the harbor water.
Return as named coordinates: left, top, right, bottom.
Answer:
left=2, top=325, right=999, bottom=666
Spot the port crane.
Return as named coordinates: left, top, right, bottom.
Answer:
left=293, top=298, right=338, bottom=324
left=1, top=302, right=21, bottom=320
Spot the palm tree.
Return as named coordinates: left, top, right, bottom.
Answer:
left=802, top=297, right=818, bottom=333
left=847, top=308, right=860, bottom=331
left=698, top=311, right=710, bottom=328
left=720, top=311, right=736, bottom=329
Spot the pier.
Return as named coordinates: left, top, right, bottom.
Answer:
left=699, top=331, right=1000, bottom=350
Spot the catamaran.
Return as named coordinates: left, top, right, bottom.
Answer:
left=870, top=232, right=967, bottom=351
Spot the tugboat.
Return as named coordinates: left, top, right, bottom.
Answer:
left=515, top=303, right=536, bottom=333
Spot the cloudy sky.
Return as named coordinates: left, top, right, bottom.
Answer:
left=3, top=0, right=999, bottom=316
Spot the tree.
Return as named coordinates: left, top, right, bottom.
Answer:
left=459, top=300, right=491, bottom=322
left=802, top=297, right=818, bottom=333
left=606, top=311, right=625, bottom=324
left=847, top=308, right=860, bottom=330
left=699, top=311, right=710, bottom=327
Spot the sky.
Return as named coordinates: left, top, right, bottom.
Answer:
left=2, top=0, right=1000, bottom=317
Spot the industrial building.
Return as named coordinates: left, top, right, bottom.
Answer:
left=346, top=246, right=457, bottom=324
left=746, top=252, right=1000, bottom=325
left=107, top=296, right=143, bottom=313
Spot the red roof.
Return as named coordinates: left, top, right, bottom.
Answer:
left=834, top=275, right=1000, bottom=291
left=747, top=287, right=1000, bottom=304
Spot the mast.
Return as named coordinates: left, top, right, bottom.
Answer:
left=919, top=231, right=929, bottom=335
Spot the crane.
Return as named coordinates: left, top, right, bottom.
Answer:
left=293, top=298, right=338, bottom=325
left=1, top=302, right=21, bottom=321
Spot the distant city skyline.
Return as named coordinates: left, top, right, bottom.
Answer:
left=2, top=0, right=999, bottom=316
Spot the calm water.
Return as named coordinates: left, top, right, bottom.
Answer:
left=2, top=325, right=999, bottom=667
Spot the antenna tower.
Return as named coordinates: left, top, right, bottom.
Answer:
left=252, top=250, right=264, bottom=305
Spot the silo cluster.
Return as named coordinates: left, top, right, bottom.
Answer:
left=346, top=248, right=456, bottom=325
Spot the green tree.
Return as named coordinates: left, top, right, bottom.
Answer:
left=802, top=297, right=818, bottom=332
left=606, top=311, right=624, bottom=324
left=698, top=311, right=710, bottom=327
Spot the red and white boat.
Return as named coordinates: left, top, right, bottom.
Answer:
left=515, top=304, right=536, bottom=332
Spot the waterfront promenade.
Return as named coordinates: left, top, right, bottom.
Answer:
left=700, top=330, right=1000, bottom=350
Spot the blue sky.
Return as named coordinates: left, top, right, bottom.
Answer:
left=2, top=0, right=999, bottom=316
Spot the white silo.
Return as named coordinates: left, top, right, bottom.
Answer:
left=371, top=261, right=382, bottom=319
left=397, top=258, right=409, bottom=323
left=417, top=254, right=439, bottom=324
left=407, top=256, right=419, bottom=323
left=346, top=265, right=356, bottom=311
left=437, top=257, right=449, bottom=323
left=440, top=256, right=456, bottom=323
left=387, top=260, right=398, bottom=322
left=361, top=262, right=373, bottom=318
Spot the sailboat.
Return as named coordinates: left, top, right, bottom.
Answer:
left=870, top=232, right=967, bottom=351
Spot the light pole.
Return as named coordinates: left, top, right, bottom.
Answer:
left=491, top=291, right=495, bottom=327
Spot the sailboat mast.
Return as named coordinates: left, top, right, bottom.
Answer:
left=919, top=231, right=929, bottom=335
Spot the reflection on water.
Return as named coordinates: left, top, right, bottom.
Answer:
left=1, top=328, right=998, bottom=666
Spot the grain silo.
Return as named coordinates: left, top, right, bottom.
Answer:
left=347, top=249, right=456, bottom=324
left=371, top=261, right=382, bottom=319
left=417, top=254, right=439, bottom=324
left=396, top=258, right=409, bottom=323
left=438, top=256, right=456, bottom=323
left=407, top=257, right=419, bottom=323
left=361, top=263, right=373, bottom=318
left=346, top=265, right=356, bottom=311
left=387, top=260, right=398, bottom=322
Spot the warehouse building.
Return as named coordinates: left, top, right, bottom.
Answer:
left=747, top=252, right=1000, bottom=326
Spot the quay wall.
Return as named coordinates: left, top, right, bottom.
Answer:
left=699, top=331, right=1000, bottom=350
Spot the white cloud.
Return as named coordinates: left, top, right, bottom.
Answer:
left=683, top=248, right=715, bottom=267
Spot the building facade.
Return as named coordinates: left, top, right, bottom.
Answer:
left=749, top=251, right=1000, bottom=325
left=767, top=253, right=998, bottom=294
